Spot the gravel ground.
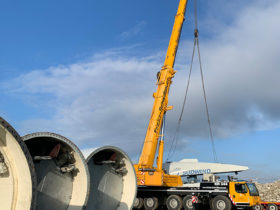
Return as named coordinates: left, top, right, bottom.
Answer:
left=256, top=180, right=280, bottom=202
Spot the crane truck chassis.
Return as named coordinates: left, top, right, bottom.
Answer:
left=134, top=180, right=262, bottom=210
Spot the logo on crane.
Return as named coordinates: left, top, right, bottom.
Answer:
left=182, top=169, right=212, bottom=175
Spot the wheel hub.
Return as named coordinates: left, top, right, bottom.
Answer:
left=170, top=198, right=178, bottom=208
left=217, top=200, right=226, bottom=210
left=186, top=199, right=193, bottom=208
left=254, top=205, right=261, bottom=210
left=146, top=198, right=154, bottom=207
left=134, top=198, right=140, bottom=207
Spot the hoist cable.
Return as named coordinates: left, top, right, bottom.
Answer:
left=197, top=38, right=218, bottom=163
left=167, top=0, right=218, bottom=162
left=167, top=38, right=197, bottom=161
left=194, top=0, right=218, bottom=162
left=194, top=0, right=198, bottom=29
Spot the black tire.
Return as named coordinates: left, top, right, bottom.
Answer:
left=182, top=195, right=194, bottom=210
left=267, top=204, right=278, bottom=210
left=252, top=205, right=264, bottom=210
left=134, top=197, right=144, bottom=209
left=212, top=195, right=232, bottom=210
left=209, top=198, right=214, bottom=210
left=144, top=197, right=158, bottom=210
left=166, top=195, right=183, bottom=210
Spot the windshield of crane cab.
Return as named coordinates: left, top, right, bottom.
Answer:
left=246, top=183, right=259, bottom=196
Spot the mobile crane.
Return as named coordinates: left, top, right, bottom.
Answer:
left=133, top=0, right=263, bottom=209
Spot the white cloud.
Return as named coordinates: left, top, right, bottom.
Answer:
left=120, top=21, right=146, bottom=40
left=3, top=49, right=161, bottom=155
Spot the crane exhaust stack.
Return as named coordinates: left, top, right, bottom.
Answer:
left=22, top=132, right=90, bottom=210
left=0, top=117, right=36, bottom=210
left=84, top=146, right=137, bottom=210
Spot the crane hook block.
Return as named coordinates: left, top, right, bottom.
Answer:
left=194, top=29, right=199, bottom=38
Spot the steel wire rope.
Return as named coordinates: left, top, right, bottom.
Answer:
left=166, top=38, right=196, bottom=161
left=197, top=37, right=218, bottom=163
left=194, top=0, right=218, bottom=162
left=166, top=0, right=218, bottom=162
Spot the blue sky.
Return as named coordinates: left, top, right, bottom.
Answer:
left=0, top=0, right=280, bottom=182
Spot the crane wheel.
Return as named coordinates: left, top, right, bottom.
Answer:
left=166, top=194, right=183, bottom=210
left=144, top=197, right=158, bottom=210
left=267, top=204, right=278, bottom=210
left=212, top=195, right=232, bottom=210
left=134, top=197, right=144, bottom=209
left=182, top=195, right=194, bottom=210
left=252, top=205, right=264, bottom=210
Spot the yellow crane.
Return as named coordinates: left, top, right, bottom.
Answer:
left=134, top=0, right=188, bottom=188
left=133, top=1, right=263, bottom=210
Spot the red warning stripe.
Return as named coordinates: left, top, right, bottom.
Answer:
left=229, top=195, right=236, bottom=205
left=192, top=196, right=198, bottom=203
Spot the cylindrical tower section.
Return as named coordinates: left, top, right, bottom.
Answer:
left=0, top=117, right=37, bottom=210
left=85, top=146, right=137, bottom=210
left=23, top=132, right=90, bottom=210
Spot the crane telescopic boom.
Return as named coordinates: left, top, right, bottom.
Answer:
left=135, top=0, right=188, bottom=187
left=138, top=0, right=188, bottom=169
